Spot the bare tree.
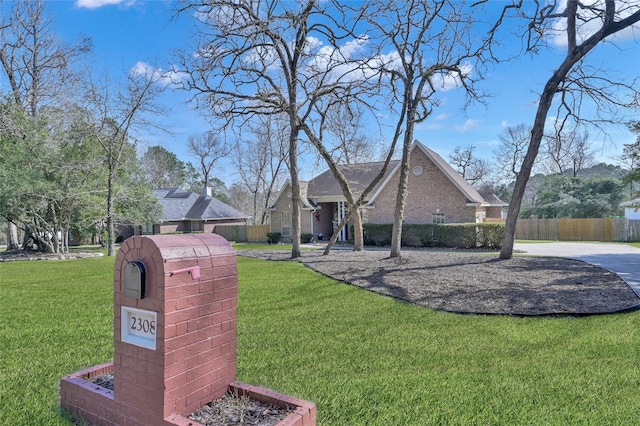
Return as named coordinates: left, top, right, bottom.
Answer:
left=176, top=0, right=388, bottom=257
left=232, top=115, right=288, bottom=225
left=83, top=69, right=166, bottom=256
left=0, top=0, right=90, bottom=250
left=449, top=145, right=491, bottom=185
left=492, top=124, right=533, bottom=182
left=324, top=103, right=378, bottom=165
left=187, top=131, right=231, bottom=191
left=544, top=128, right=595, bottom=176
left=499, top=0, right=640, bottom=259
left=362, top=0, right=491, bottom=258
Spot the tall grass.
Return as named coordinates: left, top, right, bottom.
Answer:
left=1, top=254, right=639, bottom=425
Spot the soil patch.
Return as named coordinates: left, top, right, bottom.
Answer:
left=237, top=249, right=640, bottom=316
left=0, top=249, right=103, bottom=262
left=89, top=374, right=291, bottom=426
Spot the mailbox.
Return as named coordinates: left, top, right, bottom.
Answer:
left=124, top=261, right=146, bottom=299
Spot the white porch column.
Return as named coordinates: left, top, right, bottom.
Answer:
left=338, top=201, right=347, bottom=242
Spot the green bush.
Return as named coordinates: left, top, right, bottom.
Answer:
left=477, top=223, right=505, bottom=248
left=301, top=233, right=313, bottom=243
left=362, top=222, right=504, bottom=249
left=363, top=224, right=393, bottom=246
left=266, top=232, right=282, bottom=244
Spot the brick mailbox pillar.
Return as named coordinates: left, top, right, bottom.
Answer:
left=60, top=234, right=316, bottom=426
left=114, top=233, right=238, bottom=423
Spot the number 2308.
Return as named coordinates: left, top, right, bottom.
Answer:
left=130, top=316, right=156, bottom=335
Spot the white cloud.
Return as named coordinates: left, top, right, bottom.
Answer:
left=455, top=119, right=481, bottom=132
left=430, top=63, right=474, bottom=92
left=435, top=113, right=449, bottom=121
left=130, top=61, right=188, bottom=87
left=500, top=120, right=509, bottom=128
left=75, top=0, right=134, bottom=9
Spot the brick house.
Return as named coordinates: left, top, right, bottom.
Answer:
left=268, top=140, right=506, bottom=242
left=141, top=187, right=249, bottom=235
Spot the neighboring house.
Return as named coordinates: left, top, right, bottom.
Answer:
left=268, top=140, right=507, bottom=242
left=140, top=187, right=249, bottom=235
left=621, top=198, right=640, bottom=220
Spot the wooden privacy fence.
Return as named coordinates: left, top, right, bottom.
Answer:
left=214, top=224, right=270, bottom=243
left=515, top=218, right=640, bottom=242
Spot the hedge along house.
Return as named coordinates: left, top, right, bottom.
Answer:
left=269, top=141, right=507, bottom=243
left=140, top=187, right=250, bottom=235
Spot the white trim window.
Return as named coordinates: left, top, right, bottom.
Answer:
left=432, top=212, right=445, bottom=224
left=282, top=211, right=291, bottom=237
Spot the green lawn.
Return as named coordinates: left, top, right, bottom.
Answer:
left=2, top=254, right=640, bottom=425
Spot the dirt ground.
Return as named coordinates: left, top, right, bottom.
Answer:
left=237, top=249, right=640, bottom=316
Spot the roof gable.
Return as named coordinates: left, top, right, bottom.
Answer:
left=412, top=141, right=486, bottom=205
left=306, top=160, right=400, bottom=200
left=268, top=181, right=316, bottom=210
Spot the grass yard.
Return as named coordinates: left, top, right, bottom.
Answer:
left=2, top=253, right=640, bottom=425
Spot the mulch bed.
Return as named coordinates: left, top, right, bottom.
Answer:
left=237, top=249, right=640, bottom=316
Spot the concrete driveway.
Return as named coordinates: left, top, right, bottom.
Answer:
left=513, top=242, right=640, bottom=296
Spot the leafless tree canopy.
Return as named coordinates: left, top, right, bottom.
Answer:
left=232, top=115, right=288, bottom=225
left=355, top=0, right=494, bottom=258
left=175, top=0, right=390, bottom=256
left=0, top=0, right=91, bottom=117
left=449, top=145, right=491, bottom=185
left=544, top=127, right=595, bottom=176
left=82, top=70, right=167, bottom=256
left=493, top=124, right=534, bottom=181
left=187, top=131, right=231, bottom=190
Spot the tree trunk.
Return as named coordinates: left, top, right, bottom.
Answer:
left=500, top=63, right=585, bottom=258
left=6, top=221, right=20, bottom=250
left=107, top=168, right=116, bottom=256
left=289, top=125, right=301, bottom=259
left=390, top=117, right=416, bottom=258
left=352, top=208, right=364, bottom=251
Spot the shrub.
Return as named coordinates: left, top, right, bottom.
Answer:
left=477, top=223, right=505, bottom=248
left=362, top=222, right=503, bottom=249
left=301, top=233, right=313, bottom=243
left=363, top=224, right=393, bottom=246
left=266, top=232, right=282, bottom=244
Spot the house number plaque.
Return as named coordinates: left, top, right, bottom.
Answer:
left=121, top=306, right=157, bottom=350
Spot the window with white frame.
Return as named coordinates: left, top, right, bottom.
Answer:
left=432, top=213, right=445, bottom=224
left=281, top=211, right=291, bottom=237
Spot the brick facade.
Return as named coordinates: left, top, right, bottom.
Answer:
left=368, top=147, right=478, bottom=224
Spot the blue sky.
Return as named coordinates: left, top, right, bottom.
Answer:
left=41, top=1, right=640, bottom=182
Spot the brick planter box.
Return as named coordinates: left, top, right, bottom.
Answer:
left=61, top=362, right=316, bottom=426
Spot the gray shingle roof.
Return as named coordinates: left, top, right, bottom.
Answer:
left=306, top=160, right=401, bottom=200
left=152, top=188, right=249, bottom=221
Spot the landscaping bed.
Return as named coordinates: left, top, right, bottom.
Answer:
left=237, top=249, right=640, bottom=316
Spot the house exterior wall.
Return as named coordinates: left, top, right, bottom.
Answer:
left=367, top=148, right=477, bottom=224
left=269, top=183, right=318, bottom=242
left=485, top=206, right=505, bottom=220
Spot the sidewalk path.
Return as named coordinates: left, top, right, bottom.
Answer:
left=513, top=242, right=640, bottom=297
